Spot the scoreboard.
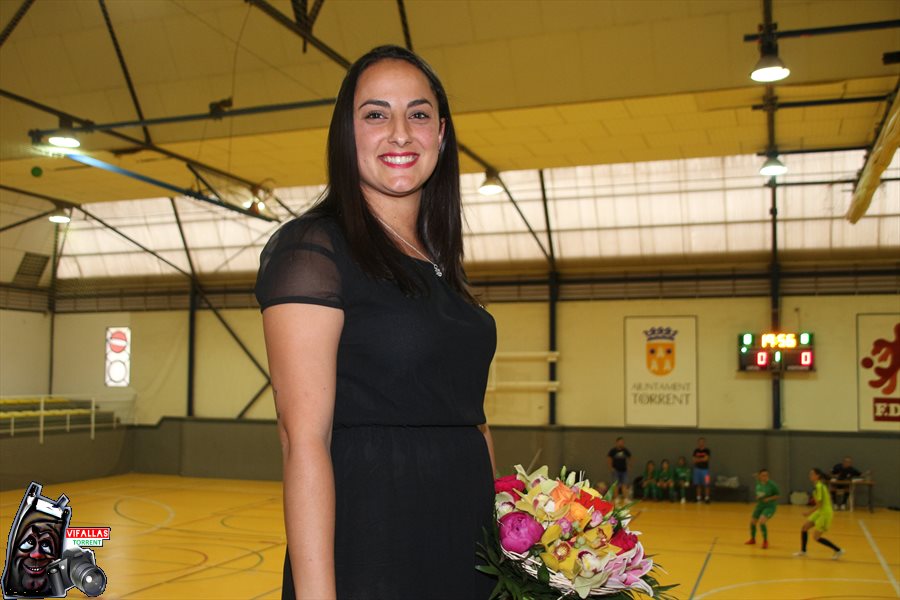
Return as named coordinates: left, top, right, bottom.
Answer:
left=738, top=332, right=815, bottom=371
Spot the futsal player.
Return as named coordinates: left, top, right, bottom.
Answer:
left=794, top=468, right=843, bottom=559
left=745, top=468, right=779, bottom=549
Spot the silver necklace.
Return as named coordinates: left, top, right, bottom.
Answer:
left=374, top=215, right=443, bottom=277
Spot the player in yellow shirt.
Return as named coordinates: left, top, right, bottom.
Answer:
left=794, top=468, right=843, bottom=559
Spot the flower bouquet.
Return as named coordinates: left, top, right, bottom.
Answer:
left=478, top=465, right=676, bottom=600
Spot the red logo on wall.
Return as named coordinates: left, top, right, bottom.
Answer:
left=860, top=323, right=900, bottom=422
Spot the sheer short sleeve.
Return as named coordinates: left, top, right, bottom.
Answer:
left=255, top=216, right=343, bottom=311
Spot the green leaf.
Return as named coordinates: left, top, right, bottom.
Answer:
left=537, top=563, right=550, bottom=584
left=477, top=565, right=500, bottom=575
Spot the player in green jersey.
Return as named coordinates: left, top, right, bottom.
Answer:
left=674, top=456, right=691, bottom=504
left=745, top=468, right=779, bottom=549
left=640, top=460, right=659, bottom=500
left=794, top=468, right=844, bottom=559
left=656, top=459, right=675, bottom=502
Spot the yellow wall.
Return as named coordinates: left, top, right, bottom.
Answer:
left=0, top=309, right=50, bottom=395
left=28, top=293, right=899, bottom=431
left=52, top=312, right=188, bottom=424
left=781, top=295, right=900, bottom=432
left=194, top=309, right=273, bottom=420
left=485, top=295, right=899, bottom=431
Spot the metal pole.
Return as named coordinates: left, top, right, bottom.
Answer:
left=35, top=97, right=337, bottom=137
left=769, top=180, right=782, bottom=430
left=538, top=170, right=559, bottom=425
left=187, top=284, right=197, bottom=417
left=548, top=271, right=559, bottom=426
left=171, top=198, right=197, bottom=418
left=0, top=0, right=35, bottom=47
left=48, top=224, right=59, bottom=394
left=744, top=18, right=900, bottom=42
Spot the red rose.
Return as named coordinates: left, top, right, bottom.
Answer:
left=498, top=511, right=544, bottom=554
left=494, top=475, right=526, bottom=496
left=610, top=528, right=638, bottom=555
left=576, top=490, right=614, bottom=516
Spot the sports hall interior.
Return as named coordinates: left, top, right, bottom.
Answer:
left=0, top=1, right=898, bottom=599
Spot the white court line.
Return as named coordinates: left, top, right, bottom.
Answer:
left=860, top=519, right=900, bottom=598
left=694, top=578, right=887, bottom=599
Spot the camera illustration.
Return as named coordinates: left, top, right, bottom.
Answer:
left=2, top=482, right=107, bottom=599
left=47, top=547, right=106, bottom=597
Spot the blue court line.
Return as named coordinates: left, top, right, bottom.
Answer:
left=689, top=536, right=718, bottom=599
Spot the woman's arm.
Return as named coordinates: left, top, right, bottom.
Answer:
left=478, top=423, right=497, bottom=475
left=263, top=303, right=344, bottom=600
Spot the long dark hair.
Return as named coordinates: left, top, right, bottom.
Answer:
left=308, top=45, right=473, bottom=302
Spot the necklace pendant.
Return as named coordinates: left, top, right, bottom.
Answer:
left=433, top=264, right=443, bottom=277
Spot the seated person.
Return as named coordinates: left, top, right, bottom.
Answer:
left=830, top=456, right=862, bottom=510
left=656, top=459, right=675, bottom=502
left=674, top=456, right=692, bottom=504
left=640, top=461, right=658, bottom=501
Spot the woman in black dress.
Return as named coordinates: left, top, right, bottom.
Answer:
left=256, top=45, right=497, bottom=599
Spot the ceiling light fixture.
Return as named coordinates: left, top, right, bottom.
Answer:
left=48, top=208, right=71, bottom=224
left=478, top=169, right=503, bottom=195
left=759, top=154, right=788, bottom=177
left=751, top=50, right=790, bottom=83
left=47, top=117, right=81, bottom=148
left=47, top=132, right=81, bottom=148
left=750, top=11, right=790, bottom=83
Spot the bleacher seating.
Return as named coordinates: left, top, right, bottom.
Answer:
left=0, top=396, right=118, bottom=439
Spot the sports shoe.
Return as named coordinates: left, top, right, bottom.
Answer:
left=704, top=497, right=710, bottom=504
left=832, top=549, right=844, bottom=560
left=744, top=539, right=756, bottom=545
left=762, top=540, right=768, bottom=549
left=793, top=551, right=806, bottom=557
left=680, top=497, right=685, bottom=504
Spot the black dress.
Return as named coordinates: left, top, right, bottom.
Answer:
left=255, top=215, right=497, bottom=600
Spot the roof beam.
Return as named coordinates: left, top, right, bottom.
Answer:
left=246, top=0, right=350, bottom=68
left=397, top=0, right=414, bottom=51
left=0, top=0, right=34, bottom=48
left=0, top=88, right=267, bottom=193
left=846, top=84, right=900, bottom=223
left=98, top=0, right=152, bottom=144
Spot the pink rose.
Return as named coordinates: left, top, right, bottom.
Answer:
left=498, top=511, right=544, bottom=554
left=495, top=475, right=526, bottom=496
left=610, top=528, right=638, bottom=555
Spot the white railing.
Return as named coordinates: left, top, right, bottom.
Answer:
left=485, top=351, right=561, bottom=394
left=0, top=393, right=134, bottom=444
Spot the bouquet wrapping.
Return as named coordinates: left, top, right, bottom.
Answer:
left=479, top=465, right=676, bottom=600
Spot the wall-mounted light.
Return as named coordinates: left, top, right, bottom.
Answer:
left=48, top=208, right=71, bottom=224
left=478, top=169, right=503, bottom=195
left=759, top=154, right=787, bottom=176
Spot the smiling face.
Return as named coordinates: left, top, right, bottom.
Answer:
left=353, top=59, right=445, bottom=207
left=7, top=522, right=61, bottom=595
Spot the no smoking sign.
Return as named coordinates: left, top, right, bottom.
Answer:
left=105, top=327, right=131, bottom=387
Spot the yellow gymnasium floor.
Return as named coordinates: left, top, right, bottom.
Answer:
left=1, top=474, right=897, bottom=599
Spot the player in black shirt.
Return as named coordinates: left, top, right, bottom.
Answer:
left=692, top=437, right=711, bottom=503
left=607, top=437, right=632, bottom=504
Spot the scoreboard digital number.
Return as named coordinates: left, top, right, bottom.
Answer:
left=738, top=332, right=815, bottom=372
